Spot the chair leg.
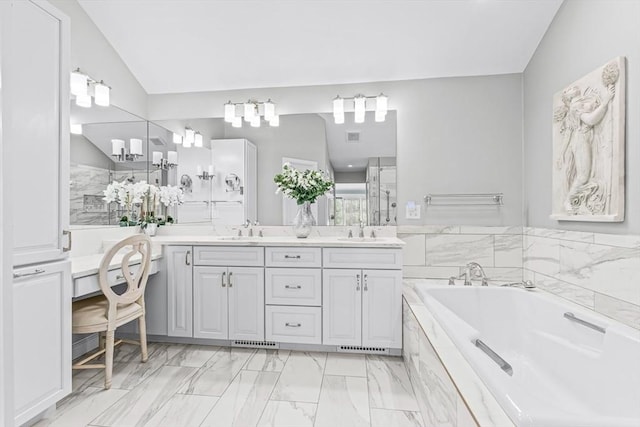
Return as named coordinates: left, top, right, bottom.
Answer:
left=104, top=330, right=115, bottom=390
left=99, top=332, right=106, bottom=350
left=139, top=315, right=148, bottom=363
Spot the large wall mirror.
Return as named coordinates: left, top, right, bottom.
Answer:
left=69, top=106, right=397, bottom=227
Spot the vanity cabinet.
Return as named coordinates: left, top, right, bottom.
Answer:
left=167, top=246, right=194, bottom=337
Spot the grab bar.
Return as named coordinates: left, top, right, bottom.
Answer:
left=474, top=339, right=513, bottom=376
left=563, top=312, right=606, bottom=334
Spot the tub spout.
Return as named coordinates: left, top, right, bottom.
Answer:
left=501, top=280, right=536, bottom=290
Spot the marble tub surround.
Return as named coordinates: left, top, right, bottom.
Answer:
left=524, top=227, right=640, bottom=329
left=398, top=225, right=523, bottom=283
left=402, top=279, right=513, bottom=427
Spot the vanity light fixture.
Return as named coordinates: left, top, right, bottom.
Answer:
left=223, top=99, right=279, bottom=128
left=112, top=138, right=143, bottom=162
left=70, top=123, right=82, bottom=135
left=185, top=128, right=195, bottom=146
left=70, top=70, right=88, bottom=96
left=152, top=150, right=178, bottom=170
left=197, top=165, right=215, bottom=180
left=332, top=93, right=389, bottom=124
left=194, top=132, right=203, bottom=148
left=172, top=132, right=182, bottom=145
left=69, top=68, right=111, bottom=107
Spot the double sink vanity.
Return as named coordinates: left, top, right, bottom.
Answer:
left=71, top=229, right=405, bottom=356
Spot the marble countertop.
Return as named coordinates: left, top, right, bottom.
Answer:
left=72, top=250, right=163, bottom=279
left=146, top=235, right=405, bottom=248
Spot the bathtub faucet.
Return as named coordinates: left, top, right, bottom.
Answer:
left=448, top=262, right=489, bottom=286
left=500, top=280, right=536, bottom=290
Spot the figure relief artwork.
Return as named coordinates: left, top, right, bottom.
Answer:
left=551, top=57, right=626, bottom=222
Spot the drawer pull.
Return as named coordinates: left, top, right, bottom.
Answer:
left=356, top=273, right=361, bottom=291
left=185, top=250, right=191, bottom=266
left=364, top=274, right=368, bottom=291
left=116, top=271, right=134, bottom=280
left=284, top=255, right=301, bottom=259
left=285, top=322, right=301, bottom=328
left=63, top=230, right=72, bottom=252
left=285, top=284, right=302, bottom=289
left=228, top=271, right=233, bottom=287
left=222, top=271, right=226, bottom=287
left=13, top=268, right=45, bottom=279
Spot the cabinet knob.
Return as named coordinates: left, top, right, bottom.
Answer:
left=222, top=271, right=226, bottom=287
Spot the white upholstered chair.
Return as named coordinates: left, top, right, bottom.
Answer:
left=72, top=234, right=152, bottom=389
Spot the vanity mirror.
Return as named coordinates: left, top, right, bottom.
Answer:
left=151, top=111, right=397, bottom=226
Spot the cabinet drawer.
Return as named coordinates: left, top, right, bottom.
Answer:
left=266, top=306, right=321, bottom=345
left=323, top=248, right=402, bottom=269
left=265, top=247, right=321, bottom=268
left=73, top=259, right=159, bottom=298
left=194, top=246, right=264, bottom=266
left=266, top=268, right=321, bottom=306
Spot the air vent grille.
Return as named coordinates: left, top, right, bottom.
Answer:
left=345, top=131, right=360, bottom=143
left=149, top=137, right=166, bottom=146
left=337, top=345, right=389, bottom=354
left=232, top=340, right=279, bottom=349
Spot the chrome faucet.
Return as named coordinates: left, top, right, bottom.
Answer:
left=358, top=222, right=365, bottom=238
left=501, top=280, right=536, bottom=290
left=347, top=229, right=353, bottom=238
left=449, top=262, right=489, bottom=286
left=370, top=229, right=376, bottom=238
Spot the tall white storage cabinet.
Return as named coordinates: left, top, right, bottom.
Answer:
left=210, top=139, right=257, bottom=225
left=1, top=1, right=71, bottom=425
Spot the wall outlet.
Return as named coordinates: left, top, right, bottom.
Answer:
left=405, top=201, right=421, bottom=219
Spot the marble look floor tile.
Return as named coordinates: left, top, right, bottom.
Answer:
left=244, top=349, right=290, bottom=372
left=324, top=353, right=367, bottom=377
left=166, top=344, right=221, bottom=368
left=178, top=347, right=256, bottom=396
left=256, top=401, right=317, bottom=427
left=270, top=351, right=327, bottom=403
left=367, top=355, right=419, bottom=411
left=370, top=408, right=425, bottom=427
left=33, top=387, right=128, bottom=427
left=89, top=359, right=164, bottom=390
left=142, top=394, right=219, bottom=427
left=200, top=370, right=279, bottom=427
left=314, top=375, right=370, bottom=427
left=90, top=365, right=196, bottom=427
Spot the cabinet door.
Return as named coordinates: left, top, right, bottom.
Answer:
left=362, top=269, right=403, bottom=348
left=13, top=260, right=71, bottom=426
left=10, top=0, right=70, bottom=267
left=167, top=246, right=193, bottom=337
left=322, top=269, right=362, bottom=346
left=228, top=267, right=264, bottom=341
left=193, top=266, right=228, bottom=340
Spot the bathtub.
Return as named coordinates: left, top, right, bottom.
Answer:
left=415, top=285, right=640, bottom=427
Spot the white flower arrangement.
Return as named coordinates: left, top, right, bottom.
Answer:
left=273, top=163, right=334, bottom=205
left=103, top=180, right=184, bottom=225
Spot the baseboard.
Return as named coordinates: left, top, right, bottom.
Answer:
left=72, top=334, right=99, bottom=360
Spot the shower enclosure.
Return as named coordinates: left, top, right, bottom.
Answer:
left=367, top=157, right=397, bottom=226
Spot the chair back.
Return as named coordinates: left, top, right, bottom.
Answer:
left=98, top=234, right=152, bottom=308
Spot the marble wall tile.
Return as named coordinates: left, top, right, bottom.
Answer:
left=90, top=365, right=196, bottom=427
left=456, top=396, right=478, bottom=427
left=526, top=228, right=594, bottom=243
left=199, top=370, right=279, bottom=427
left=425, top=234, right=494, bottom=267
left=396, top=225, right=460, bottom=234
left=533, top=272, right=595, bottom=309
left=559, top=240, right=640, bottom=305
left=483, top=267, right=523, bottom=284
left=402, top=302, right=420, bottom=380
left=367, top=355, right=419, bottom=411
left=403, top=266, right=459, bottom=279
left=523, top=235, right=560, bottom=276
left=257, top=401, right=317, bottom=427
left=270, top=352, right=327, bottom=403
left=370, top=408, right=425, bottom=427
left=314, top=375, right=370, bottom=427
left=458, top=226, right=522, bottom=235
left=494, top=234, right=523, bottom=267
left=142, top=394, right=218, bottom=427
left=398, top=234, right=426, bottom=266
left=244, top=349, right=290, bottom=372
left=593, top=233, right=640, bottom=249
left=594, top=293, right=640, bottom=329
left=178, top=347, right=255, bottom=396
left=35, top=387, right=128, bottom=427
left=324, top=353, right=367, bottom=377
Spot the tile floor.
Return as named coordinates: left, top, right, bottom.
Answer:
left=35, top=343, right=425, bottom=427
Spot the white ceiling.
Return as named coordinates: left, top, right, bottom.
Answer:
left=78, top=0, right=563, bottom=95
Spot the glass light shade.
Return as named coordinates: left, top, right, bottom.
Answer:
left=232, top=116, right=242, bottom=128
left=94, top=82, right=110, bottom=106
left=269, top=115, right=280, bottom=127
left=244, top=102, right=256, bottom=122
left=354, top=95, right=366, bottom=123
left=333, top=96, right=344, bottom=116
left=167, top=151, right=178, bottom=165
left=263, top=100, right=275, bottom=121
left=70, top=123, right=82, bottom=135
left=185, top=128, right=195, bottom=145
left=224, top=102, right=235, bottom=123
left=208, top=165, right=214, bottom=175
left=129, top=138, right=143, bottom=155
left=70, top=71, right=88, bottom=96
left=376, top=93, right=388, bottom=114
left=250, top=115, right=260, bottom=128
left=375, top=111, right=386, bottom=122
left=197, top=165, right=203, bottom=175
left=172, top=132, right=182, bottom=144
left=194, top=132, right=203, bottom=147
left=111, top=139, right=125, bottom=155
left=75, top=93, right=91, bottom=108
left=183, top=138, right=192, bottom=148
left=152, top=151, right=162, bottom=165
left=333, top=113, right=344, bottom=124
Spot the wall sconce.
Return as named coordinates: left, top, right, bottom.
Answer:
left=197, top=165, right=215, bottom=180
left=112, top=138, right=143, bottom=162
left=224, top=99, right=279, bottom=128
left=70, top=68, right=110, bottom=108
left=152, top=151, right=178, bottom=169
left=332, top=93, right=388, bottom=124
left=174, top=127, right=204, bottom=148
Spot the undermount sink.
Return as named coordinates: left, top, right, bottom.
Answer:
left=337, top=237, right=378, bottom=242
left=217, top=236, right=258, bottom=241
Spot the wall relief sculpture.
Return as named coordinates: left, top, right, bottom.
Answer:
left=551, top=56, right=626, bottom=222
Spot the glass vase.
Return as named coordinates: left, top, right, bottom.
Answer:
left=293, top=201, right=316, bottom=238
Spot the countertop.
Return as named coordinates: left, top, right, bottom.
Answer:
left=146, top=235, right=405, bottom=248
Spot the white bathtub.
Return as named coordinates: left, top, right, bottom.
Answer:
left=416, top=285, right=640, bottom=427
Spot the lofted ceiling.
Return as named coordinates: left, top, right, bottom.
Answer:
left=78, top=0, right=563, bottom=95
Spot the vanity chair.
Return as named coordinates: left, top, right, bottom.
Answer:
left=71, top=234, right=152, bottom=389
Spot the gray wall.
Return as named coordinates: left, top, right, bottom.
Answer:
left=149, top=73, right=524, bottom=226
left=523, top=0, right=640, bottom=234
left=70, top=134, right=115, bottom=169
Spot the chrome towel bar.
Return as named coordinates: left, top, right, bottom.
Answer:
left=474, top=339, right=513, bottom=376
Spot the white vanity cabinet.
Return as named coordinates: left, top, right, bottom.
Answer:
left=322, top=248, right=402, bottom=349
left=167, top=246, right=194, bottom=337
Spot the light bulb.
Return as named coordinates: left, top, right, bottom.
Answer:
left=232, top=116, right=242, bottom=128
left=376, top=93, right=388, bottom=115
left=332, top=96, right=344, bottom=116
left=250, top=115, right=260, bottom=128
left=244, top=102, right=256, bottom=122
left=185, top=128, right=195, bottom=145
left=94, top=82, right=110, bottom=106
left=194, top=132, right=203, bottom=147
left=70, top=70, right=88, bottom=96
left=224, top=101, right=235, bottom=123
left=70, top=123, right=82, bottom=135
left=354, top=95, right=366, bottom=123
left=172, top=133, right=182, bottom=144
left=269, top=115, right=279, bottom=127
left=76, top=93, right=92, bottom=108
left=263, top=99, right=275, bottom=122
